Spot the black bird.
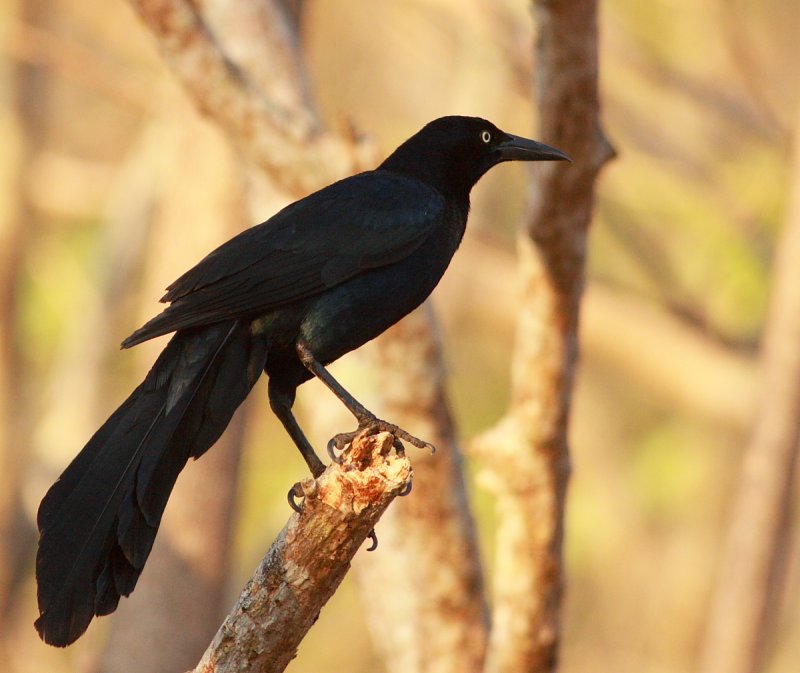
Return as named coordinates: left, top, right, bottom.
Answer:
left=35, top=116, right=569, bottom=646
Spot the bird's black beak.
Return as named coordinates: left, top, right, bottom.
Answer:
left=496, top=134, right=572, bottom=163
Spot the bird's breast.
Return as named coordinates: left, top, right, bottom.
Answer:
left=300, top=204, right=467, bottom=363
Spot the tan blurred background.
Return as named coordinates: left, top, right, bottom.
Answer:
left=1, top=0, right=798, bottom=671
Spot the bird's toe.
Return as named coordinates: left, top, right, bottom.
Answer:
left=287, top=482, right=305, bottom=513
left=365, top=529, right=378, bottom=552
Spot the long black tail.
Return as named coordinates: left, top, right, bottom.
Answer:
left=35, top=320, right=267, bottom=647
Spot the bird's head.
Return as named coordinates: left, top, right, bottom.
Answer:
left=379, top=116, right=570, bottom=198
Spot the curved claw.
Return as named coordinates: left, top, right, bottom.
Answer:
left=398, top=479, right=413, bottom=497
left=392, top=428, right=435, bottom=454
left=418, top=439, right=436, bottom=454
left=287, top=482, right=304, bottom=513
left=326, top=436, right=344, bottom=464
left=366, top=529, right=378, bottom=552
left=327, top=431, right=359, bottom=463
left=392, top=437, right=406, bottom=457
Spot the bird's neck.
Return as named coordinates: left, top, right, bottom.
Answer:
left=378, top=147, right=478, bottom=203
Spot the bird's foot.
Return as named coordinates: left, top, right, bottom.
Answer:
left=327, top=415, right=435, bottom=463
left=327, top=429, right=404, bottom=462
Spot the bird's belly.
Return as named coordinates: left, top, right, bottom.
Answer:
left=299, top=251, right=451, bottom=364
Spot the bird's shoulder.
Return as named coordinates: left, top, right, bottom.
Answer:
left=267, top=170, right=445, bottom=234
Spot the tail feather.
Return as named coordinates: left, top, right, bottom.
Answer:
left=35, top=320, right=266, bottom=647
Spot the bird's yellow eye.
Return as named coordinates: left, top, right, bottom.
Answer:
left=480, top=130, right=492, bottom=143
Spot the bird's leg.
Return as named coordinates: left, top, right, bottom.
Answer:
left=295, top=341, right=436, bottom=456
left=269, top=381, right=327, bottom=512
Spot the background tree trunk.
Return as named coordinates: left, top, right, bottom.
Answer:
left=97, top=1, right=367, bottom=669
left=697, top=97, right=800, bottom=673
left=353, top=305, right=489, bottom=673
left=473, top=2, right=614, bottom=672
left=100, top=417, right=247, bottom=673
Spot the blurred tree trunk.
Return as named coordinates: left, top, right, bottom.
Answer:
left=100, top=415, right=247, bottom=673
left=127, top=0, right=364, bottom=195
left=473, top=2, right=613, bottom=672
left=353, top=305, right=489, bottom=673
left=697, top=98, right=800, bottom=673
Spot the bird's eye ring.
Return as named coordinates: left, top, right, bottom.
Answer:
left=480, top=130, right=492, bottom=144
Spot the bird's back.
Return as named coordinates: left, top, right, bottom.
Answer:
left=123, top=171, right=448, bottom=348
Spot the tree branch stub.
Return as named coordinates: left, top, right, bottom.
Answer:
left=193, top=430, right=411, bottom=673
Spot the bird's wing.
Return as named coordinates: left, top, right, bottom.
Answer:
left=123, top=171, right=444, bottom=347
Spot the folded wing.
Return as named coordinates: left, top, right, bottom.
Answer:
left=123, top=172, right=444, bottom=348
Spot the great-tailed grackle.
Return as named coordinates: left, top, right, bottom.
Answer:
left=35, top=116, right=569, bottom=646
